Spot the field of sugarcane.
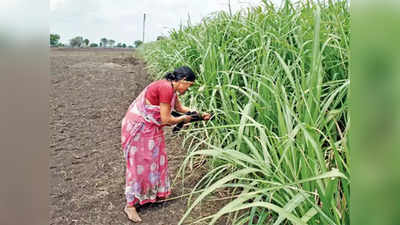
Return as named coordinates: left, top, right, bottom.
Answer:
left=140, top=0, right=349, bottom=224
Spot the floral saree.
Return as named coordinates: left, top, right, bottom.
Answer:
left=121, top=86, right=176, bottom=206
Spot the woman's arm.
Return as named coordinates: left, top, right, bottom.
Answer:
left=174, top=97, right=191, bottom=114
left=160, top=103, right=191, bottom=125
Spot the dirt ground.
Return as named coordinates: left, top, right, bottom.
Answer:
left=49, top=48, right=227, bottom=225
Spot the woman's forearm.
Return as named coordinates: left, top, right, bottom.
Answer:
left=162, top=115, right=187, bottom=126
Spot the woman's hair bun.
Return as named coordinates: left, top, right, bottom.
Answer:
left=165, top=66, right=196, bottom=81
left=165, top=72, right=176, bottom=80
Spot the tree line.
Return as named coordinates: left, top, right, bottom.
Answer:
left=50, top=34, right=144, bottom=48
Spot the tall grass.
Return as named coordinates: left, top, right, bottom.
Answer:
left=141, top=0, right=350, bottom=224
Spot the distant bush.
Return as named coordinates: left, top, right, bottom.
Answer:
left=50, top=34, right=60, bottom=46
left=134, top=40, right=143, bottom=48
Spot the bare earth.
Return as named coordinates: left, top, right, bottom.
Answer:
left=49, top=48, right=226, bottom=225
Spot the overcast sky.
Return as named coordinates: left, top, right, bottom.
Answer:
left=50, top=0, right=283, bottom=45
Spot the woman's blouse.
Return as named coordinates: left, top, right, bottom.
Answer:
left=145, top=80, right=174, bottom=106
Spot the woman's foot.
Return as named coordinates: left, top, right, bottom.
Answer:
left=124, top=205, right=142, bottom=222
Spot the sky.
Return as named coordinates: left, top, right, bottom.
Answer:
left=50, top=0, right=283, bottom=45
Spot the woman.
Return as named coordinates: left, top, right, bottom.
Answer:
left=121, top=66, right=211, bottom=222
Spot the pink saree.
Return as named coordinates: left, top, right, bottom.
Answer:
left=121, top=85, right=176, bottom=206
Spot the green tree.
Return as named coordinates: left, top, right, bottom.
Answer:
left=50, top=34, right=60, bottom=46
left=108, top=39, right=116, bottom=48
left=83, top=38, right=90, bottom=46
left=90, top=43, right=98, bottom=48
left=134, top=40, right=143, bottom=48
left=122, top=43, right=127, bottom=48
left=70, top=36, right=83, bottom=47
left=100, top=38, right=108, bottom=48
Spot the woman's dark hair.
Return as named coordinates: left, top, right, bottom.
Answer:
left=165, top=66, right=196, bottom=82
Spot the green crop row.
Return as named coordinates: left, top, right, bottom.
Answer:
left=140, top=1, right=350, bottom=224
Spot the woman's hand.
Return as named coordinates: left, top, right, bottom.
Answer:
left=202, top=112, right=211, bottom=120
left=182, top=115, right=192, bottom=123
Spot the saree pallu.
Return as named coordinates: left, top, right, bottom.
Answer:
left=121, top=86, right=176, bottom=206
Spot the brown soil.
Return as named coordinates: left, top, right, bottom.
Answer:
left=49, top=48, right=227, bottom=225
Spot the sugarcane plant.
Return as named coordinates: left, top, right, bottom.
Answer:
left=140, top=0, right=350, bottom=224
